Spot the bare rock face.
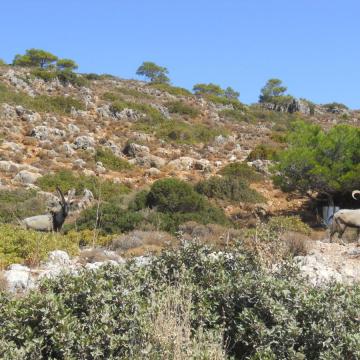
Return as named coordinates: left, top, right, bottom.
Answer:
left=168, top=156, right=195, bottom=171
left=0, top=104, right=17, bottom=119
left=262, top=98, right=312, bottom=115
left=31, top=126, right=66, bottom=140
left=247, top=159, right=273, bottom=176
left=4, top=264, right=34, bottom=292
left=167, top=157, right=212, bottom=172
left=123, top=143, right=150, bottom=158
left=13, top=170, right=42, bottom=184
left=3, top=69, right=36, bottom=97
left=73, top=136, right=95, bottom=150
left=115, top=108, right=144, bottom=122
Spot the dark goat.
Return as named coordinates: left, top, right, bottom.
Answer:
left=22, top=187, right=74, bottom=232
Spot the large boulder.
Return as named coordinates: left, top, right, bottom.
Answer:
left=31, top=126, right=66, bottom=140
left=4, top=264, right=34, bottom=292
left=73, top=136, right=95, bottom=150
left=13, top=170, right=42, bottom=184
left=123, top=143, right=150, bottom=158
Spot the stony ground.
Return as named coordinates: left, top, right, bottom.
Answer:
left=1, top=65, right=360, bottom=291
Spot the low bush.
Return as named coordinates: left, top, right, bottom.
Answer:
left=0, top=83, right=84, bottom=115
left=31, top=68, right=88, bottom=87
left=247, top=143, right=280, bottom=161
left=153, top=119, right=228, bottom=144
left=219, top=162, right=263, bottom=182
left=0, top=224, right=79, bottom=268
left=0, top=189, right=45, bottom=224
left=103, top=91, right=226, bottom=144
left=219, top=108, right=247, bottom=122
left=110, top=230, right=175, bottom=253
left=204, top=94, right=244, bottom=110
left=95, top=148, right=132, bottom=171
left=36, top=170, right=129, bottom=201
left=242, top=216, right=311, bottom=265
left=75, top=203, right=143, bottom=235
left=323, top=102, right=349, bottom=111
left=146, top=178, right=206, bottom=213
left=165, top=100, right=200, bottom=118
left=196, top=176, right=265, bottom=203
left=149, top=82, right=192, bottom=96
left=0, top=241, right=359, bottom=359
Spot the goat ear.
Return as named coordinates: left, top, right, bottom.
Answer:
left=56, top=187, right=66, bottom=205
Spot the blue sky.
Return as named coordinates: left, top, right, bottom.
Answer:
left=1, top=0, right=359, bottom=108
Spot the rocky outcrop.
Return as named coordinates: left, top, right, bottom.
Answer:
left=13, top=170, right=42, bottom=184
left=73, top=135, right=95, bottom=150
left=31, top=126, right=66, bottom=140
left=261, top=98, right=313, bottom=115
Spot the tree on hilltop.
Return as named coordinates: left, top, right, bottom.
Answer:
left=136, top=61, right=170, bottom=84
left=259, top=78, right=288, bottom=103
left=224, top=86, right=240, bottom=100
left=193, top=83, right=224, bottom=97
left=56, top=58, right=78, bottom=71
left=13, top=49, right=58, bottom=68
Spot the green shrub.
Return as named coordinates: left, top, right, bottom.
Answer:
left=36, top=170, right=129, bottom=202
left=219, top=108, right=247, bottom=122
left=149, top=82, right=192, bottom=96
left=0, top=189, right=45, bottom=224
left=146, top=178, right=206, bottom=213
left=0, top=59, right=6, bottom=66
left=31, top=68, right=88, bottom=87
left=219, top=162, right=263, bottom=182
left=0, top=224, right=79, bottom=268
left=128, top=190, right=149, bottom=211
left=75, top=203, right=144, bottom=235
left=323, top=102, right=348, bottom=111
left=0, top=83, right=84, bottom=115
left=1, top=241, right=359, bottom=359
left=267, top=216, right=311, bottom=235
left=95, top=148, right=132, bottom=171
left=165, top=100, right=200, bottom=118
left=196, top=176, right=265, bottom=203
left=205, top=94, right=244, bottom=110
left=247, top=143, right=280, bottom=161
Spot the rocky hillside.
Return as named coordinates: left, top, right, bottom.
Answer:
left=1, top=65, right=359, bottom=213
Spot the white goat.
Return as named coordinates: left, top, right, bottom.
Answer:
left=329, top=190, right=360, bottom=244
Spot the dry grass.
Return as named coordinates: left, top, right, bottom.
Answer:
left=142, top=285, right=227, bottom=360
left=179, top=221, right=241, bottom=247
left=78, top=248, right=118, bottom=264
left=111, top=230, right=176, bottom=253
left=281, top=231, right=311, bottom=257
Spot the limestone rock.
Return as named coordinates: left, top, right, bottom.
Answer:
left=4, top=264, right=34, bottom=292
left=74, top=136, right=95, bottom=150
left=13, top=170, right=42, bottom=184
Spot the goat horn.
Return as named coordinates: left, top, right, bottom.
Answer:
left=56, top=186, right=66, bottom=205
left=352, top=190, right=360, bottom=200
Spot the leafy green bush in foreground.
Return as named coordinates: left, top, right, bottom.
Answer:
left=0, top=241, right=359, bottom=359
